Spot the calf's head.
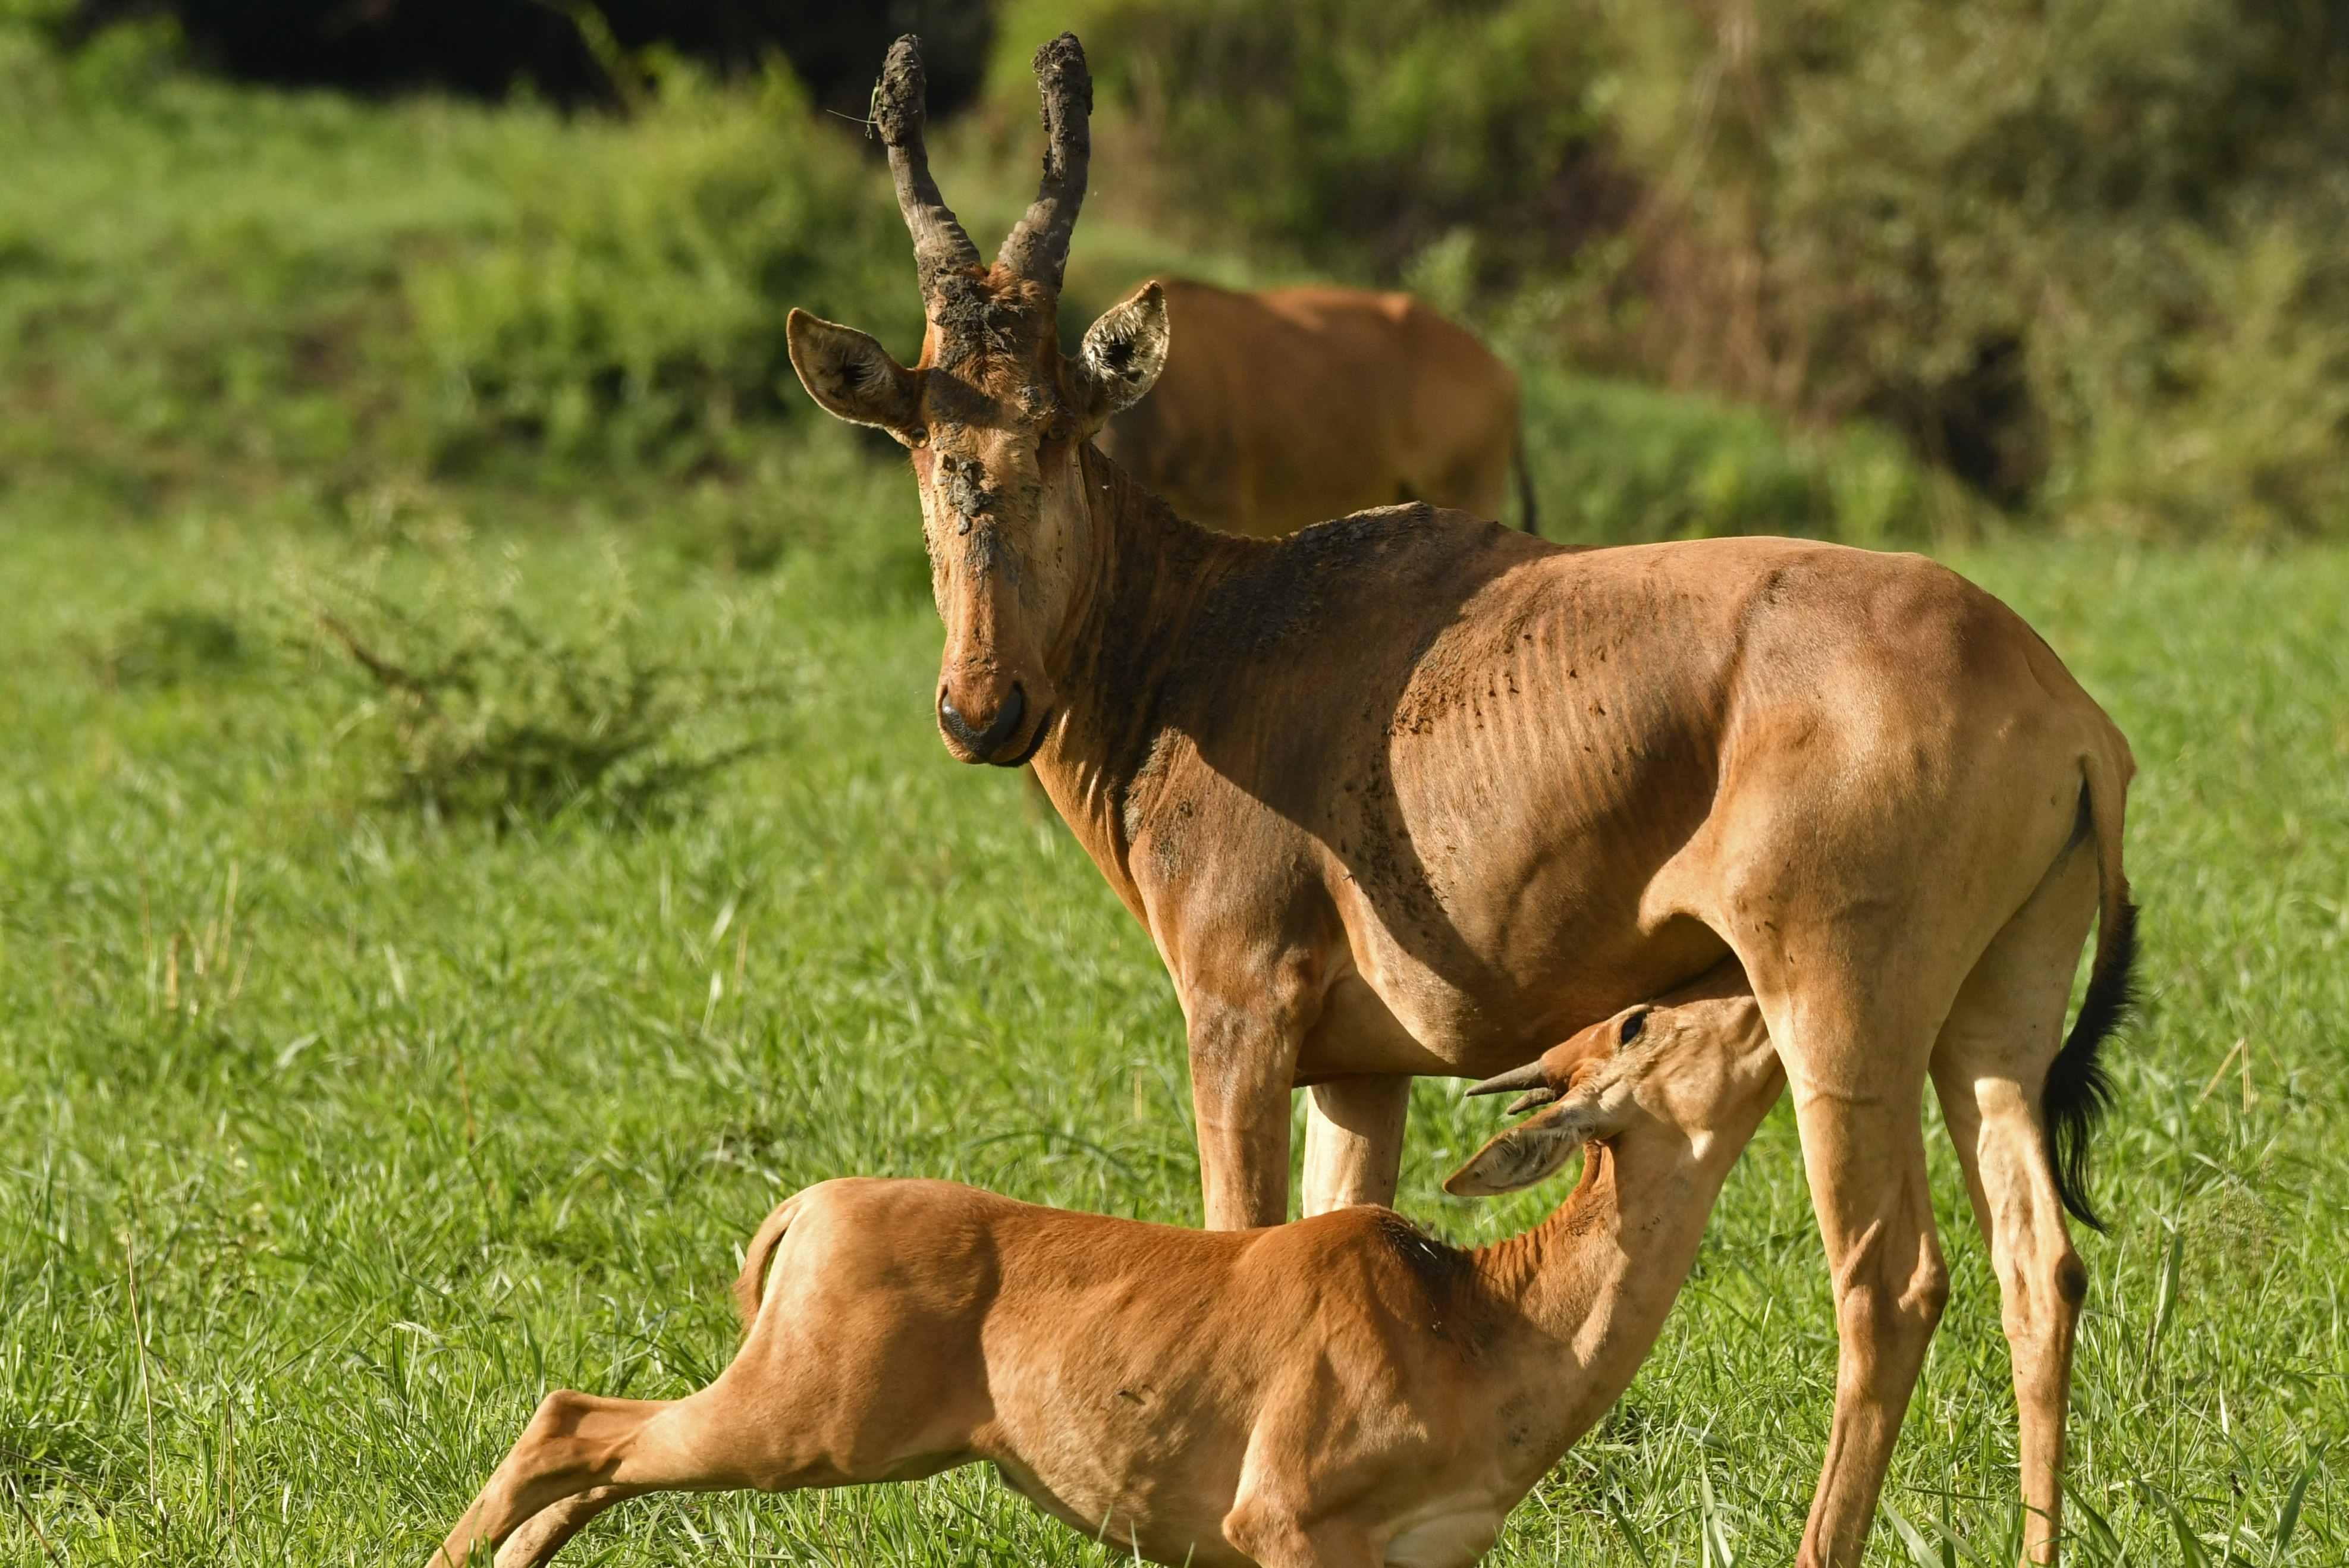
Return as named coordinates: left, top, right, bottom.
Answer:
left=1445, top=991, right=1778, bottom=1197
left=788, top=33, right=1169, bottom=765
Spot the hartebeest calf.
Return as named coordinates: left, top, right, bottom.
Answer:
left=1095, top=278, right=1534, bottom=538
left=786, top=33, right=2136, bottom=1565
left=431, top=977, right=1781, bottom=1568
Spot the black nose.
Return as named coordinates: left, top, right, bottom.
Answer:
left=938, top=683, right=1026, bottom=762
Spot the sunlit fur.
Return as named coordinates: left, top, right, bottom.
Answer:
left=790, top=32, right=2137, bottom=1568
left=1096, top=278, right=1528, bottom=538
left=430, top=975, right=1783, bottom=1568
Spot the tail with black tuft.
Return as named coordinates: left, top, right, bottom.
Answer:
left=2045, top=772, right=2136, bottom=1231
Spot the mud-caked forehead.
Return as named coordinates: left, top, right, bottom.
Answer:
left=922, top=363, right=1059, bottom=433
left=919, top=279, right=1064, bottom=433
left=927, top=275, right=1056, bottom=369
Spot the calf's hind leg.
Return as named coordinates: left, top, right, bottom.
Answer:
left=490, top=1487, right=631, bottom=1567
left=430, top=1389, right=755, bottom=1568
left=1930, top=841, right=2102, bottom=1567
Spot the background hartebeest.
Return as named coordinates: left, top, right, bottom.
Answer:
left=431, top=976, right=1783, bottom=1568
left=1094, top=277, right=1535, bottom=538
left=785, top=34, right=2136, bottom=1566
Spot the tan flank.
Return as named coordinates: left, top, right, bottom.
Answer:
left=1095, top=278, right=1530, bottom=538
left=431, top=975, right=1780, bottom=1568
left=786, top=32, right=2136, bottom=1566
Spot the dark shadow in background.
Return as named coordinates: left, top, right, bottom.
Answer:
left=68, top=0, right=996, bottom=117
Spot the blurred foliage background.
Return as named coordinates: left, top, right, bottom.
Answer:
left=2, top=0, right=2345, bottom=543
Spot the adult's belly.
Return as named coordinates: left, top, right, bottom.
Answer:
left=1383, top=1504, right=1509, bottom=1568
left=1298, top=892, right=1726, bottom=1083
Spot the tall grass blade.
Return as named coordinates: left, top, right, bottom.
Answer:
left=1699, top=1470, right=1738, bottom=1568
left=2270, top=1452, right=2319, bottom=1561
left=1880, top=1501, right=1943, bottom=1568
left=1601, top=1488, right=1654, bottom=1568
left=2141, top=1225, right=2185, bottom=1389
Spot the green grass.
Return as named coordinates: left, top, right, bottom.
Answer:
left=0, top=477, right=2343, bottom=1565
left=0, top=20, right=2342, bottom=1566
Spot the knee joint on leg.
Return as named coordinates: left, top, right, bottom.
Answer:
left=1836, top=1254, right=1949, bottom=1342
left=529, top=1390, right=591, bottom=1437
left=2056, top=1252, right=2088, bottom=1307
left=1910, top=1252, right=1952, bottom=1322
left=1221, top=1498, right=1299, bottom=1564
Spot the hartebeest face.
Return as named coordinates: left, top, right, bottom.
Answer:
left=789, top=34, right=1167, bottom=765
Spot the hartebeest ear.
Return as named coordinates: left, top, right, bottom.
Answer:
left=1443, top=1082, right=1629, bottom=1198
left=787, top=309, right=924, bottom=441
left=1069, top=281, right=1170, bottom=423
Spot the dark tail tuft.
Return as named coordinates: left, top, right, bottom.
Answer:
left=1513, top=433, right=1539, bottom=535
left=2046, top=896, right=2135, bottom=1231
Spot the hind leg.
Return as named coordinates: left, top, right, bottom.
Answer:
left=1747, top=974, right=1952, bottom=1568
left=491, top=1487, right=633, bottom=1567
left=431, top=1390, right=759, bottom=1567
left=1931, top=843, right=2100, bottom=1566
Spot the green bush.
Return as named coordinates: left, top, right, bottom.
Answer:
left=84, top=604, right=253, bottom=689
left=991, top=0, right=1607, bottom=281
left=1521, top=369, right=1952, bottom=546
left=300, top=553, right=790, bottom=827
left=0, top=21, right=925, bottom=505
left=409, top=67, right=927, bottom=480
left=0, top=29, right=454, bottom=502
left=997, top=0, right=2349, bottom=538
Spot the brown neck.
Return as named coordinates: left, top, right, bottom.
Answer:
left=1028, top=445, right=1263, bottom=893
left=1469, top=1128, right=1725, bottom=1446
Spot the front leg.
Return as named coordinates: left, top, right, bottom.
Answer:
left=1301, top=1076, right=1411, bottom=1214
left=1188, top=995, right=1305, bottom=1228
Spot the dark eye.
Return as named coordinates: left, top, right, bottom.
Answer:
left=1619, top=1010, right=1647, bottom=1045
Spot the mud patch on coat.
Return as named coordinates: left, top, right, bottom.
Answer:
left=1372, top=1210, right=1470, bottom=1286
left=1188, top=504, right=1440, bottom=661
left=965, top=521, right=1023, bottom=584
left=1362, top=1211, right=1484, bottom=1352
left=940, top=453, right=998, bottom=532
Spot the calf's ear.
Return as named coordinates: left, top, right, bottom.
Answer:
left=788, top=310, right=924, bottom=441
left=1069, top=281, right=1170, bottom=423
left=1443, top=1089, right=1625, bottom=1198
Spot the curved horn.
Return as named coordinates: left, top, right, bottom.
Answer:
left=997, top=32, right=1092, bottom=293
left=1464, top=1061, right=1548, bottom=1099
left=874, top=36, right=981, bottom=294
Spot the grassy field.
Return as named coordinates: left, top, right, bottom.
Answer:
left=0, top=476, right=2342, bottom=1566
left=1, top=23, right=2344, bottom=1566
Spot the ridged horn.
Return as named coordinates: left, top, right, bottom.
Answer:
left=874, top=35, right=981, bottom=295
left=997, top=32, right=1092, bottom=293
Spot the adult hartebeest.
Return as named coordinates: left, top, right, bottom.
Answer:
left=432, top=976, right=1783, bottom=1568
left=785, top=33, right=2136, bottom=1566
left=1094, top=278, right=1534, bottom=537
